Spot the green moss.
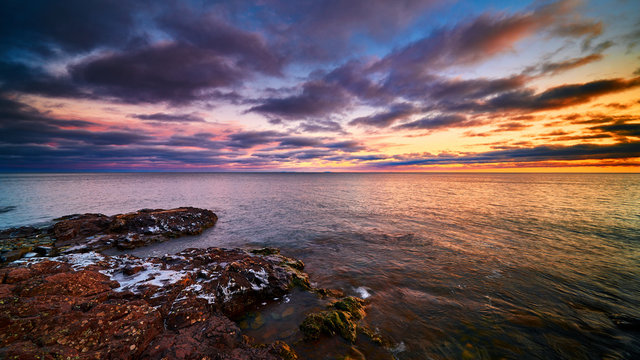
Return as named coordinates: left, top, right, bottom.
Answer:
left=250, top=248, right=280, bottom=256
left=300, top=309, right=359, bottom=343
left=313, top=288, right=345, bottom=298
left=282, top=258, right=305, bottom=271
left=331, top=297, right=365, bottom=320
left=357, top=326, right=386, bottom=346
left=256, top=340, right=298, bottom=360
left=299, top=296, right=369, bottom=344
left=299, top=313, right=325, bottom=340
left=290, top=273, right=311, bottom=290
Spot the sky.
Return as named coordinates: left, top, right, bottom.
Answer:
left=0, top=0, right=639, bottom=172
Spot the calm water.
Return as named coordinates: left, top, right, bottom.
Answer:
left=1, top=173, right=639, bottom=359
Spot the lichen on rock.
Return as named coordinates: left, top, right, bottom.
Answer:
left=0, top=246, right=304, bottom=359
left=299, top=296, right=367, bottom=343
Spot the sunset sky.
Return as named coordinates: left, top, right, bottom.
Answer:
left=1, top=0, right=639, bottom=172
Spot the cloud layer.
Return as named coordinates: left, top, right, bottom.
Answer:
left=1, top=0, right=638, bottom=171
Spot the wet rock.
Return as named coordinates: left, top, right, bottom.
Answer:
left=314, top=287, right=345, bottom=298
left=299, top=296, right=367, bottom=343
left=0, top=225, right=43, bottom=240
left=1, top=207, right=218, bottom=262
left=345, top=346, right=366, bottom=360
left=0, top=246, right=32, bottom=262
left=54, top=207, right=218, bottom=252
left=260, top=340, right=298, bottom=360
left=0, top=247, right=302, bottom=359
left=332, top=297, right=366, bottom=320
left=251, top=247, right=281, bottom=256
left=251, top=313, right=266, bottom=329
left=34, top=245, right=57, bottom=257
left=357, top=325, right=387, bottom=346
left=0, top=225, right=54, bottom=263
left=282, top=307, right=295, bottom=318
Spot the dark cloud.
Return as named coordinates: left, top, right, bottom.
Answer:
left=376, top=0, right=589, bottom=80
left=605, top=103, right=630, bottom=110
left=0, top=96, right=95, bottom=129
left=132, top=113, right=206, bottom=123
left=549, top=133, right=613, bottom=141
left=249, top=60, right=387, bottom=124
left=1, top=2, right=284, bottom=105
left=349, top=103, right=419, bottom=128
left=70, top=42, right=258, bottom=104
left=323, top=60, right=389, bottom=104
left=298, top=120, right=345, bottom=133
left=249, top=81, right=352, bottom=119
left=324, top=141, right=366, bottom=152
left=158, top=10, right=284, bottom=75
left=257, top=0, right=441, bottom=61
left=529, top=53, right=603, bottom=75
left=0, top=61, right=90, bottom=99
left=428, top=76, right=527, bottom=102
left=394, top=114, right=470, bottom=130
left=550, top=19, right=602, bottom=38
left=278, top=137, right=324, bottom=148
left=481, top=77, right=640, bottom=111
left=592, top=123, right=640, bottom=137
left=0, top=0, right=142, bottom=55
left=376, top=141, right=640, bottom=167
left=0, top=111, right=150, bottom=146
left=590, top=40, right=614, bottom=54
left=225, top=130, right=284, bottom=148
left=164, top=133, right=225, bottom=150
left=493, top=122, right=531, bottom=132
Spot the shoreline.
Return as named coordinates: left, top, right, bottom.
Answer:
left=0, top=207, right=389, bottom=359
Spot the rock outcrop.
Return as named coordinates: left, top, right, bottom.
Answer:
left=1, top=208, right=390, bottom=359
left=0, top=207, right=218, bottom=262
left=0, top=247, right=302, bottom=359
left=300, top=297, right=367, bottom=343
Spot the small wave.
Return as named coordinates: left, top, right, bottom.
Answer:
left=0, top=205, right=16, bottom=214
left=390, top=341, right=406, bottom=355
left=354, top=286, right=371, bottom=299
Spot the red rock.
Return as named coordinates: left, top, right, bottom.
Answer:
left=52, top=207, right=218, bottom=252
left=0, top=246, right=303, bottom=359
left=17, top=270, right=114, bottom=297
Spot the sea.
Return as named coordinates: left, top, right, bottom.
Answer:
left=1, top=172, right=639, bottom=359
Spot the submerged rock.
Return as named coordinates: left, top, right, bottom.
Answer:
left=0, top=207, right=218, bottom=262
left=299, top=296, right=367, bottom=343
left=0, top=247, right=303, bottom=359
left=1, top=210, right=392, bottom=358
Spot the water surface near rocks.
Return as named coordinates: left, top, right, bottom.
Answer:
left=1, top=172, right=639, bottom=359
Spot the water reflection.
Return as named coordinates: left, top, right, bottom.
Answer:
left=1, top=173, right=638, bottom=358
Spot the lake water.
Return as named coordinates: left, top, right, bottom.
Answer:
left=1, top=172, right=639, bottom=359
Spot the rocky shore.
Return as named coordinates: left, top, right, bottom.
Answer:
left=0, top=208, right=386, bottom=359
left=1, top=207, right=218, bottom=262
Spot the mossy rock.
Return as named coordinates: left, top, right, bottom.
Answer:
left=250, top=248, right=280, bottom=256
left=282, top=258, right=305, bottom=271
left=343, top=347, right=366, bottom=360
left=260, top=340, right=298, bottom=360
left=300, top=309, right=358, bottom=343
left=251, top=313, right=265, bottom=329
left=299, top=296, right=367, bottom=343
left=357, top=325, right=387, bottom=346
left=290, top=273, right=311, bottom=290
left=314, top=288, right=345, bottom=298
left=331, top=297, right=366, bottom=320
